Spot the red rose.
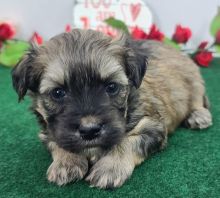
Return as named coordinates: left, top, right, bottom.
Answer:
left=215, top=29, right=220, bottom=45
left=31, top=32, right=43, bottom=45
left=147, top=24, right=164, bottom=41
left=198, top=41, right=208, bottom=50
left=172, top=25, right=192, bottom=44
left=106, top=31, right=115, bottom=37
left=65, top=24, right=71, bottom=33
left=131, top=26, right=148, bottom=40
left=0, top=23, right=15, bottom=41
left=194, top=51, right=213, bottom=67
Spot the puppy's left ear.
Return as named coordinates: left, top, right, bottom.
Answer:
left=115, top=34, right=148, bottom=88
left=11, top=45, right=41, bottom=101
left=124, top=38, right=148, bottom=88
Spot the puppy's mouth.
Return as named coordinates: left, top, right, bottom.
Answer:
left=54, top=126, right=124, bottom=153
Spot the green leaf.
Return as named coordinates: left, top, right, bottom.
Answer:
left=215, top=44, right=220, bottom=53
left=164, top=37, right=181, bottom=50
left=104, top=17, right=129, bottom=34
left=0, top=40, right=30, bottom=67
left=210, top=7, right=220, bottom=36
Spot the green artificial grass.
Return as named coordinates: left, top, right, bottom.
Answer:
left=0, top=59, right=220, bottom=198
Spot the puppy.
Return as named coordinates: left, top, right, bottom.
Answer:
left=12, top=29, right=212, bottom=189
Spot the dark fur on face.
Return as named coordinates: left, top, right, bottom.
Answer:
left=12, top=29, right=147, bottom=152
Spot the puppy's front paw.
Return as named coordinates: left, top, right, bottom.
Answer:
left=47, top=160, right=88, bottom=186
left=86, top=155, right=134, bottom=189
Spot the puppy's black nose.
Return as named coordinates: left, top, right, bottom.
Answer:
left=79, top=123, right=102, bottom=140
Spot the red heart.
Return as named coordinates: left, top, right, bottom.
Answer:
left=130, top=3, right=141, bottom=21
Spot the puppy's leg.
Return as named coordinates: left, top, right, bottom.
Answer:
left=185, top=81, right=212, bottom=129
left=86, top=116, right=167, bottom=189
left=186, top=107, right=212, bottom=129
left=46, top=142, right=88, bottom=186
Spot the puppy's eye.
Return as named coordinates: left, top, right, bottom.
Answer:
left=51, top=88, right=66, bottom=100
left=105, top=83, right=119, bottom=96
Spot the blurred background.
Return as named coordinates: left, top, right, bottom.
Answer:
left=0, top=0, right=219, bottom=47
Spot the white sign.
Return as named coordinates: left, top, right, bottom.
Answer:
left=73, top=0, right=153, bottom=35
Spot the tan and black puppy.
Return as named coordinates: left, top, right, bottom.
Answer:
left=12, top=29, right=212, bottom=189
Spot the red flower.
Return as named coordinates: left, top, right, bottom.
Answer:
left=215, top=29, right=220, bottom=45
left=198, top=41, right=208, bottom=50
left=65, top=24, right=71, bottom=33
left=172, top=25, right=192, bottom=44
left=0, top=23, right=15, bottom=41
left=131, top=26, right=148, bottom=40
left=31, top=32, right=43, bottom=45
left=106, top=31, right=114, bottom=37
left=147, top=24, right=164, bottom=41
left=194, top=51, right=213, bottom=67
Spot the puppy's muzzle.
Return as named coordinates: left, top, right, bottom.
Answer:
left=79, top=122, right=102, bottom=140
left=79, top=116, right=103, bottom=140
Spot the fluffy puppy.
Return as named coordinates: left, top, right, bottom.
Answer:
left=12, top=29, right=212, bottom=189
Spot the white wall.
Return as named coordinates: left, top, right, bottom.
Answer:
left=0, top=0, right=219, bottom=47
left=0, top=0, right=74, bottom=40
left=145, top=0, right=220, bottom=46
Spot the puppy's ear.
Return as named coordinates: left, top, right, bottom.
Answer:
left=125, top=38, right=148, bottom=88
left=11, top=45, right=41, bottom=101
left=115, top=34, right=148, bottom=88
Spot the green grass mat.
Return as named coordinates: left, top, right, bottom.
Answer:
left=0, top=59, right=220, bottom=198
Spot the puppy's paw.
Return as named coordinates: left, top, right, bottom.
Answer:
left=185, top=108, right=212, bottom=129
left=47, top=160, right=88, bottom=186
left=86, top=155, right=134, bottom=189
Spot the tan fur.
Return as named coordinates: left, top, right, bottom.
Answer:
left=136, top=41, right=211, bottom=133
left=80, top=116, right=101, bottom=127
left=47, top=142, right=88, bottom=186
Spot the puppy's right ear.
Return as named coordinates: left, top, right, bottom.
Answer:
left=11, top=45, right=40, bottom=101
